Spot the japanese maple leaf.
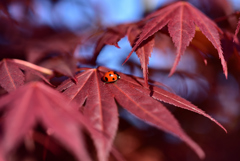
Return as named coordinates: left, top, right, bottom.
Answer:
left=0, top=59, right=25, bottom=93
left=39, top=54, right=77, bottom=82
left=57, top=66, right=226, bottom=159
left=25, top=32, right=80, bottom=81
left=234, top=18, right=240, bottom=43
left=0, top=59, right=52, bottom=92
left=127, top=25, right=155, bottom=86
left=57, top=68, right=119, bottom=161
left=0, top=82, right=93, bottom=161
left=91, top=24, right=130, bottom=64
left=124, top=1, right=227, bottom=78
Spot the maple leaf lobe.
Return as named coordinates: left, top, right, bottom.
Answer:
left=0, top=59, right=25, bottom=92
left=124, top=1, right=227, bottom=78
left=58, top=66, right=227, bottom=159
left=0, top=82, right=92, bottom=161
left=58, top=69, right=118, bottom=161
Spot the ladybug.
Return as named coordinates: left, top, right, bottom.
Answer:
left=102, top=71, right=120, bottom=83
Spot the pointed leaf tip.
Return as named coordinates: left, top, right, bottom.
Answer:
left=114, top=43, right=121, bottom=48
left=223, top=61, right=228, bottom=79
left=122, top=50, right=134, bottom=65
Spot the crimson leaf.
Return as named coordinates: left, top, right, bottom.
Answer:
left=127, top=25, right=155, bottom=86
left=0, top=82, right=93, bottom=161
left=124, top=1, right=227, bottom=78
left=58, top=66, right=226, bottom=159
left=57, top=69, right=118, bottom=161
left=91, top=24, right=130, bottom=64
left=234, top=18, right=240, bottom=43
left=0, top=59, right=25, bottom=93
left=0, top=59, right=53, bottom=92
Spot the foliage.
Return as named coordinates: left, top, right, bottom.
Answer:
left=0, top=0, right=240, bottom=161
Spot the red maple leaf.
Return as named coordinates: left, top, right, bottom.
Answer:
left=0, top=82, right=99, bottom=161
left=0, top=59, right=25, bottom=93
left=24, top=32, right=80, bottom=80
left=57, top=66, right=226, bottom=159
left=127, top=25, right=155, bottom=86
left=90, top=24, right=130, bottom=64
left=39, top=54, right=78, bottom=82
left=0, top=59, right=53, bottom=92
left=57, top=68, right=118, bottom=161
left=123, top=1, right=227, bottom=79
left=234, top=18, right=240, bottom=43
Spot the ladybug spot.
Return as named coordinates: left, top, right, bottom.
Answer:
left=112, top=78, right=115, bottom=80
left=109, top=73, right=112, bottom=76
left=105, top=77, right=108, bottom=81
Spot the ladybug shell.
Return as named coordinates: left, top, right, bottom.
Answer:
left=102, top=71, right=120, bottom=83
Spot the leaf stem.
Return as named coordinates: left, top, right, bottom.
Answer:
left=11, top=59, right=54, bottom=75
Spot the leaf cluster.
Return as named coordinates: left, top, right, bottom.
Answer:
left=1, top=1, right=240, bottom=161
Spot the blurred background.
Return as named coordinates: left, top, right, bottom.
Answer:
left=1, top=0, right=240, bottom=160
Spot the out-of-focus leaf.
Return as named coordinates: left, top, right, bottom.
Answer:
left=0, top=150, right=5, bottom=161
left=11, top=59, right=53, bottom=84
left=39, top=54, right=77, bottom=82
left=91, top=24, right=130, bottom=64
left=0, top=59, right=25, bottom=93
left=110, top=147, right=128, bottom=161
left=0, top=59, right=53, bottom=92
left=234, top=18, right=240, bottom=43
left=0, top=82, right=92, bottom=161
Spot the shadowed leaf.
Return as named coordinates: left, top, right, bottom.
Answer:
left=234, top=18, right=240, bottom=43
left=91, top=24, right=130, bottom=64
left=40, top=54, right=77, bottom=82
